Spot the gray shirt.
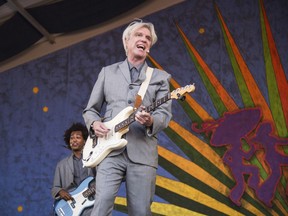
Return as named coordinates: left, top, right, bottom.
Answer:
left=73, top=155, right=89, bottom=186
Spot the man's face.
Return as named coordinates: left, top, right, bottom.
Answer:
left=69, top=131, right=85, bottom=151
left=126, top=27, right=152, bottom=59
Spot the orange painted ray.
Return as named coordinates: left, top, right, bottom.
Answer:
left=147, top=54, right=213, bottom=121
left=174, top=22, right=239, bottom=112
left=215, top=5, right=273, bottom=124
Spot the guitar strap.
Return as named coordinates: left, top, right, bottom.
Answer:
left=137, top=66, right=153, bottom=102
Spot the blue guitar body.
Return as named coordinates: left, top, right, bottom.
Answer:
left=54, top=176, right=95, bottom=216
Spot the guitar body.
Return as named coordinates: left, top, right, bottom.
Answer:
left=54, top=176, right=95, bottom=216
left=82, top=106, right=134, bottom=168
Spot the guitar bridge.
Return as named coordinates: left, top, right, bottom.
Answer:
left=92, top=137, right=97, bottom=148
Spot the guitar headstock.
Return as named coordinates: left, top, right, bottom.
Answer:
left=171, top=84, right=196, bottom=100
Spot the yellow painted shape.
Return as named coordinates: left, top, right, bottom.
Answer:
left=17, top=205, right=23, bottom=212
left=32, top=86, right=39, bottom=94
left=115, top=197, right=206, bottom=216
left=169, top=120, right=230, bottom=176
left=43, top=106, right=48, bottom=112
left=158, top=146, right=268, bottom=216
left=156, top=176, right=245, bottom=216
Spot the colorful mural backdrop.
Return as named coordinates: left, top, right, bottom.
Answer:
left=0, top=0, right=287, bottom=215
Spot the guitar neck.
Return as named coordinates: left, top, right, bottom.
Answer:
left=145, top=94, right=171, bottom=113
left=115, top=93, right=171, bottom=132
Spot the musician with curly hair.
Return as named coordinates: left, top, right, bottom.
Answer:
left=51, top=122, right=95, bottom=216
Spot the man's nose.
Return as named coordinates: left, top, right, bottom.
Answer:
left=140, top=37, right=147, bottom=42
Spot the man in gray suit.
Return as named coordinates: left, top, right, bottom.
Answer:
left=83, top=19, right=172, bottom=216
left=51, top=123, right=95, bottom=216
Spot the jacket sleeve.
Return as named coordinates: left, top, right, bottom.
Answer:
left=147, top=71, right=172, bottom=136
left=50, top=156, right=75, bottom=199
left=51, top=161, right=64, bottom=199
left=83, top=67, right=106, bottom=130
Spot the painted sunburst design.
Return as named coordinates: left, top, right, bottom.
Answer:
left=113, top=0, right=288, bottom=215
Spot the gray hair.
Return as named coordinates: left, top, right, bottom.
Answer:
left=122, top=19, right=158, bottom=54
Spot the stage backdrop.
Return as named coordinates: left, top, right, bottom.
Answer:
left=1, top=0, right=288, bottom=215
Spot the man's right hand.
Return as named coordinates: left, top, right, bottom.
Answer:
left=92, top=121, right=110, bottom=138
left=58, top=189, right=73, bottom=201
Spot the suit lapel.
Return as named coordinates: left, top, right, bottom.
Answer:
left=119, top=60, right=131, bottom=83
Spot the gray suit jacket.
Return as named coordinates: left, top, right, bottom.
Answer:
left=51, top=154, right=94, bottom=199
left=83, top=60, right=172, bottom=168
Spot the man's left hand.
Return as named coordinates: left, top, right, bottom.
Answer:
left=135, top=106, right=153, bottom=127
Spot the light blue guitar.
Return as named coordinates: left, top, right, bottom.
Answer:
left=54, top=176, right=95, bottom=216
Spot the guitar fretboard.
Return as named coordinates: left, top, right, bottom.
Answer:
left=114, top=93, right=171, bottom=133
left=145, top=94, right=171, bottom=113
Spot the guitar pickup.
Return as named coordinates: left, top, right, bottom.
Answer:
left=70, top=199, right=76, bottom=208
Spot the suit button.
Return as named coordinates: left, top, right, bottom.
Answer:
left=128, top=100, right=132, bottom=104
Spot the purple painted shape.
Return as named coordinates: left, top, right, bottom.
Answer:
left=193, top=108, right=262, bottom=206
left=193, top=107, right=288, bottom=207
left=249, top=122, right=288, bottom=207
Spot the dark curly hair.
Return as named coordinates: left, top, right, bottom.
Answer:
left=63, top=122, right=88, bottom=149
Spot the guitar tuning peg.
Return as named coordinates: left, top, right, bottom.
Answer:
left=179, top=95, right=186, bottom=101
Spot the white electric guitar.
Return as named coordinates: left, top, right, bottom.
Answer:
left=82, top=84, right=195, bottom=168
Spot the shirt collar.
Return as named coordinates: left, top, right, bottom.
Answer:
left=127, top=59, right=144, bottom=71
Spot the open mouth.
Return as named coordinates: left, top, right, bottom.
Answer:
left=137, top=44, right=145, bottom=51
left=71, top=143, right=79, bottom=147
